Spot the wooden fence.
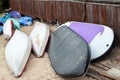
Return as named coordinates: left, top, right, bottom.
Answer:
left=9, top=0, right=120, bottom=44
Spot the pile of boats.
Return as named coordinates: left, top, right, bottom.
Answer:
left=48, top=21, right=114, bottom=77
left=0, top=11, right=32, bottom=36
left=1, top=11, right=114, bottom=78
left=5, top=22, right=49, bottom=77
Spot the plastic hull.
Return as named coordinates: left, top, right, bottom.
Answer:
left=65, top=21, right=114, bottom=60
left=48, top=26, right=90, bottom=77
left=5, top=30, right=32, bottom=77
left=30, top=22, right=49, bottom=57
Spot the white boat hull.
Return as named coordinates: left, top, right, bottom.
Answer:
left=3, top=19, right=14, bottom=40
left=30, top=22, right=49, bottom=57
left=5, top=30, right=32, bottom=77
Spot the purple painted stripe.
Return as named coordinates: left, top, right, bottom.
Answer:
left=69, top=22, right=104, bottom=44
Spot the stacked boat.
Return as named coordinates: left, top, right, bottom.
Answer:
left=48, top=21, right=114, bottom=77
left=0, top=11, right=33, bottom=36
left=4, top=21, right=114, bottom=78
left=5, top=21, right=49, bottom=77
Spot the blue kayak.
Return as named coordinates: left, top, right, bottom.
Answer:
left=0, top=13, right=10, bottom=25
left=19, top=16, right=33, bottom=26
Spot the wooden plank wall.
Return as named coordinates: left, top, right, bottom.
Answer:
left=9, top=0, right=120, bottom=44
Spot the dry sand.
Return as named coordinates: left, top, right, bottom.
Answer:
left=0, top=21, right=92, bottom=80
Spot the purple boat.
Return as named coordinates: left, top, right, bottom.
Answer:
left=64, top=21, right=114, bottom=60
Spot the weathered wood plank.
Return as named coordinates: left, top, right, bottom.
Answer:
left=20, top=0, right=25, bottom=14
left=30, top=0, right=35, bottom=18
left=52, top=1, right=57, bottom=23
left=45, top=1, right=51, bottom=22
left=56, top=1, right=64, bottom=24
left=39, top=1, right=46, bottom=21
left=34, top=0, right=39, bottom=18
left=86, top=4, right=93, bottom=23
left=77, top=2, right=85, bottom=21
left=92, top=4, right=99, bottom=23
left=99, top=5, right=107, bottom=25
left=27, top=0, right=32, bottom=17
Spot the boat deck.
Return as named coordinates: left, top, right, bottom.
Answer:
left=0, top=20, right=120, bottom=80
